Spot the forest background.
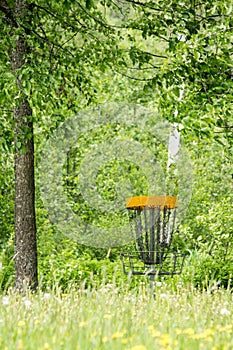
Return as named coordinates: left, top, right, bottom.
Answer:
left=0, top=0, right=232, bottom=291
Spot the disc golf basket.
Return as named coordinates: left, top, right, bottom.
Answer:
left=120, top=196, right=185, bottom=283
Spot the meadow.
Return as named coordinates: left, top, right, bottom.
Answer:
left=0, top=281, right=232, bottom=350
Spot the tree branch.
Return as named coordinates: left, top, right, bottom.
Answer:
left=76, top=1, right=110, bottom=29
left=144, top=50, right=167, bottom=59
left=0, top=0, right=17, bottom=26
left=22, top=25, right=76, bottom=57
left=114, top=68, right=153, bottom=81
left=219, top=125, right=233, bottom=129
left=125, top=48, right=167, bottom=59
left=33, top=3, right=58, bottom=20
left=122, top=0, right=163, bottom=12
left=127, top=65, right=159, bottom=70
left=34, top=3, right=104, bottom=46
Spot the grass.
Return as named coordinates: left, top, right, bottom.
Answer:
left=0, top=281, right=232, bottom=350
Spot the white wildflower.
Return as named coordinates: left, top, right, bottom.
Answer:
left=220, top=308, right=230, bottom=316
left=2, top=296, right=9, bottom=305
left=155, top=282, right=162, bottom=287
left=160, top=293, right=168, bottom=299
left=43, top=293, right=51, bottom=300
left=24, top=299, right=31, bottom=309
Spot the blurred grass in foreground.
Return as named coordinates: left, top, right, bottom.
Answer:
left=0, top=282, right=232, bottom=350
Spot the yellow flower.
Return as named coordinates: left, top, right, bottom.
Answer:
left=211, top=346, right=219, bottom=350
left=90, top=332, right=97, bottom=338
left=128, top=345, right=147, bottom=350
left=201, top=329, right=215, bottom=337
left=102, top=337, right=109, bottom=343
left=79, top=321, right=87, bottom=327
left=217, top=325, right=232, bottom=333
left=43, top=343, right=51, bottom=350
left=18, top=320, right=26, bottom=327
left=147, top=325, right=154, bottom=332
left=183, top=328, right=195, bottom=335
left=103, top=314, right=112, bottom=319
left=151, top=330, right=161, bottom=338
left=223, top=344, right=233, bottom=350
left=112, top=331, right=126, bottom=339
left=121, top=339, right=128, bottom=345
left=205, top=337, right=213, bottom=343
left=175, top=328, right=182, bottom=335
left=189, top=334, right=200, bottom=340
left=158, top=333, right=171, bottom=347
left=148, top=325, right=161, bottom=338
left=190, top=329, right=214, bottom=341
left=17, top=340, right=23, bottom=350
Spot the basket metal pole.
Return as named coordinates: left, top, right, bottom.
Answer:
left=150, top=272, right=155, bottom=295
left=149, top=208, right=155, bottom=263
left=149, top=207, right=155, bottom=293
left=156, top=206, right=161, bottom=264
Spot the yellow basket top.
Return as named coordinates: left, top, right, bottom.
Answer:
left=126, top=196, right=178, bottom=210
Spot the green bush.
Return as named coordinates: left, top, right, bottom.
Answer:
left=0, top=235, right=14, bottom=291
left=181, top=250, right=233, bottom=289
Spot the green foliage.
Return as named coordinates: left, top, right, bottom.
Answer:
left=0, top=0, right=232, bottom=291
left=0, top=150, right=14, bottom=249
left=177, top=140, right=233, bottom=288
left=36, top=204, right=125, bottom=290
left=182, top=251, right=233, bottom=289
left=0, top=235, right=14, bottom=291
left=121, top=0, right=233, bottom=136
left=62, top=121, right=165, bottom=237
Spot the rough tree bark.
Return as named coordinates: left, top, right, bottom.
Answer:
left=13, top=100, right=38, bottom=291
left=10, top=0, right=38, bottom=290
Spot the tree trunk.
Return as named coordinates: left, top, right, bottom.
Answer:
left=11, top=0, right=38, bottom=291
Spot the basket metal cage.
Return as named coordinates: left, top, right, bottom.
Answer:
left=120, top=251, right=185, bottom=276
left=121, top=195, right=185, bottom=277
